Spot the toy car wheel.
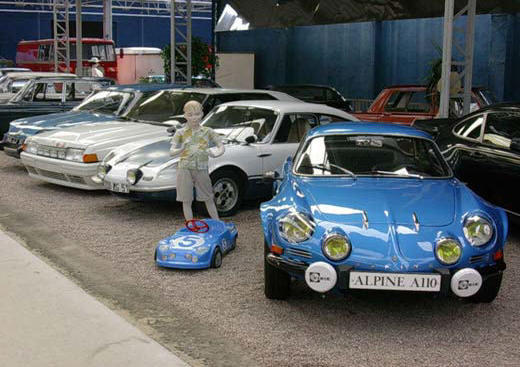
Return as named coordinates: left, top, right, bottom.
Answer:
left=469, top=272, right=503, bottom=303
left=211, top=247, right=222, bottom=268
left=264, top=241, right=290, bottom=300
left=211, top=169, right=244, bottom=217
left=154, top=249, right=157, bottom=261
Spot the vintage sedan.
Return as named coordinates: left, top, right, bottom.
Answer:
left=260, top=123, right=507, bottom=303
left=413, top=103, right=520, bottom=216
left=20, top=89, right=296, bottom=190
left=100, top=101, right=357, bottom=216
left=0, top=71, right=77, bottom=104
left=1, top=83, right=179, bottom=157
left=0, top=77, right=106, bottom=138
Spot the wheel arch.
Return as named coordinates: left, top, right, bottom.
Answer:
left=210, top=164, right=249, bottom=191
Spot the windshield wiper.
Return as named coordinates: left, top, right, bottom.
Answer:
left=372, top=170, right=424, bottom=179
left=301, top=164, right=357, bottom=179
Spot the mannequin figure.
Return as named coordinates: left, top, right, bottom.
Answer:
left=170, top=100, right=225, bottom=220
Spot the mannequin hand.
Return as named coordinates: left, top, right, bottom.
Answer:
left=208, top=145, right=225, bottom=158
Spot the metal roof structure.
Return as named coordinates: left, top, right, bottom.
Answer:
left=225, top=0, right=520, bottom=28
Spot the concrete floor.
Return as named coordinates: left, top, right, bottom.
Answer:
left=1, top=153, right=519, bottom=366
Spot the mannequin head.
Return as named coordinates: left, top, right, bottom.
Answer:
left=184, top=100, right=204, bottom=128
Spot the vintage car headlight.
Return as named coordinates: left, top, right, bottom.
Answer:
left=126, top=169, right=143, bottom=185
left=435, top=238, right=462, bottom=265
left=65, top=148, right=85, bottom=162
left=278, top=212, right=315, bottom=243
left=97, top=164, right=112, bottom=179
left=24, top=141, right=39, bottom=154
left=463, top=215, right=493, bottom=246
left=322, top=234, right=351, bottom=261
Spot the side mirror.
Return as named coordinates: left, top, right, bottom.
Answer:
left=166, top=126, right=177, bottom=136
left=244, top=135, right=257, bottom=144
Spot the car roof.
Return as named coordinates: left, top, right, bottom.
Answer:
left=105, top=83, right=184, bottom=92
left=215, top=100, right=356, bottom=118
left=4, top=72, right=77, bottom=79
left=308, top=122, right=432, bottom=139
left=176, top=88, right=298, bottom=100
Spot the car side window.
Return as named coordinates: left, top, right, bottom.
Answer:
left=274, top=114, right=318, bottom=143
left=65, top=82, right=100, bottom=102
left=483, top=112, right=520, bottom=150
left=453, top=115, right=485, bottom=141
left=33, top=82, right=63, bottom=102
left=406, top=91, right=430, bottom=113
left=384, top=91, right=410, bottom=112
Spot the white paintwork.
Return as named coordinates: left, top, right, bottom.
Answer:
left=20, top=90, right=300, bottom=190
left=305, top=262, right=338, bottom=293
left=102, top=101, right=358, bottom=193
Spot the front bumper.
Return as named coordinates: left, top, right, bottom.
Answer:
left=1, top=133, right=25, bottom=157
left=266, top=253, right=506, bottom=296
left=20, top=152, right=103, bottom=190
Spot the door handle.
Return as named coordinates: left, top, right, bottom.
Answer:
left=257, top=153, right=272, bottom=158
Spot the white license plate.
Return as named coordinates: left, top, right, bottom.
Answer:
left=111, top=183, right=129, bottom=193
left=349, top=271, right=441, bottom=292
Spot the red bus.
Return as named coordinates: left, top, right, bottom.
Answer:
left=16, top=38, right=117, bottom=80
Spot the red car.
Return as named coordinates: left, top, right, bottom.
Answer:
left=353, top=85, right=494, bottom=125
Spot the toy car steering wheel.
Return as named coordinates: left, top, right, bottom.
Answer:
left=185, top=219, right=209, bottom=233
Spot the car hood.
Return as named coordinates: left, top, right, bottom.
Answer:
left=30, top=121, right=168, bottom=147
left=296, top=177, right=456, bottom=227
left=9, top=111, right=118, bottom=135
left=113, top=137, right=174, bottom=168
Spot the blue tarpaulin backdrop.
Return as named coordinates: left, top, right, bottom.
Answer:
left=218, top=13, right=520, bottom=102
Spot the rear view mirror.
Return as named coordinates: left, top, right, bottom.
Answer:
left=166, top=126, right=177, bottom=136
left=244, top=135, right=257, bottom=144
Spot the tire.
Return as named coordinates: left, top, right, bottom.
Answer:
left=264, top=241, right=290, bottom=300
left=154, top=249, right=158, bottom=261
left=211, top=247, right=222, bottom=268
left=469, top=272, right=503, bottom=303
left=211, top=169, right=244, bottom=217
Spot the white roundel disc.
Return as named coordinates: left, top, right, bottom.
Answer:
left=450, top=268, right=482, bottom=297
left=305, top=262, right=337, bottom=293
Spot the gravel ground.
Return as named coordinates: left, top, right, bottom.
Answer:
left=1, top=153, right=519, bottom=366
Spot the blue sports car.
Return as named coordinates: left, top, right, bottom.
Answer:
left=260, top=123, right=508, bottom=303
left=155, top=219, right=237, bottom=269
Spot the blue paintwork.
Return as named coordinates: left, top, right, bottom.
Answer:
left=260, top=124, right=508, bottom=286
left=155, top=219, right=238, bottom=270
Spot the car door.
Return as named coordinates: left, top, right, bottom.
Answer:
left=256, top=113, right=320, bottom=175
left=477, top=111, right=520, bottom=214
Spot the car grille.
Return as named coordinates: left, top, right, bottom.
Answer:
left=469, top=254, right=487, bottom=264
left=35, top=145, right=67, bottom=160
left=286, top=247, right=312, bottom=259
left=25, top=165, right=85, bottom=185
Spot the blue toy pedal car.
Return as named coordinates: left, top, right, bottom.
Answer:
left=155, top=219, right=237, bottom=269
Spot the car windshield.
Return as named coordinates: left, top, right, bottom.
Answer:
left=202, top=105, right=279, bottom=142
left=124, top=90, right=206, bottom=123
left=74, top=90, right=134, bottom=115
left=294, top=134, right=451, bottom=178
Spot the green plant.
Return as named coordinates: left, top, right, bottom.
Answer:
left=161, top=37, right=218, bottom=82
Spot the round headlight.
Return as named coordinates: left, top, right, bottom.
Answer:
left=97, top=164, right=111, bottom=179
left=322, top=234, right=351, bottom=261
left=126, top=169, right=143, bottom=185
left=278, top=212, right=315, bottom=243
left=463, top=215, right=493, bottom=246
left=435, top=238, right=462, bottom=265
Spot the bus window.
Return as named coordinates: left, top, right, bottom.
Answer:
left=38, top=44, right=52, bottom=61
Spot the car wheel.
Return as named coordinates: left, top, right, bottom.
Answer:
left=211, top=247, right=222, bottom=268
left=211, top=169, right=244, bottom=217
left=469, top=272, right=503, bottom=303
left=154, top=249, right=158, bottom=261
left=264, top=241, right=290, bottom=300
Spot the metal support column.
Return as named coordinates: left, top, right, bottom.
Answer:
left=75, top=0, right=82, bottom=76
left=439, top=0, right=477, bottom=118
left=170, top=0, right=192, bottom=85
left=53, top=0, right=70, bottom=73
left=103, top=0, right=113, bottom=40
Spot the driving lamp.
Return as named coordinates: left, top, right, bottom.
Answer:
left=97, top=164, right=112, bottom=179
left=322, top=234, right=351, bottom=261
left=435, top=238, right=462, bottom=265
left=279, top=212, right=315, bottom=243
left=126, top=169, right=143, bottom=185
left=463, top=215, right=493, bottom=246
